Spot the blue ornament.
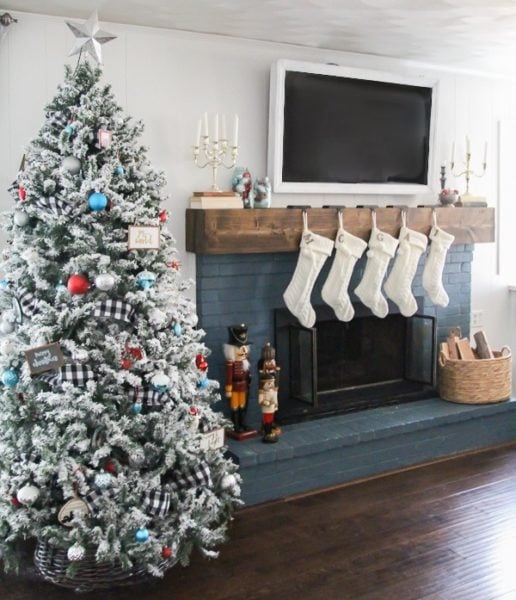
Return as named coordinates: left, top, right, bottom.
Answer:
left=0, top=279, right=10, bottom=290
left=197, top=376, right=209, bottom=390
left=64, top=124, right=75, bottom=136
left=134, top=528, right=150, bottom=543
left=114, top=165, right=125, bottom=176
left=132, top=402, right=143, bottom=415
left=56, top=282, right=66, bottom=291
left=151, top=373, right=170, bottom=393
left=172, top=322, right=182, bottom=336
left=88, top=192, right=108, bottom=212
left=136, top=271, right=156, bottom=290
left=2, top=369, right=19, bottom=388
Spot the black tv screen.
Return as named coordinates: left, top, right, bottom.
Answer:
left=282, top=70, right=432, bottom=185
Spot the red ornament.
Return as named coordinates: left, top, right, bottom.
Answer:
left=189, top=406, right=198, bottom=416
left=162, top=546, right=173, bottom=559
left=121, top=358, right=132, bottom=370
left=11, top=495, right=22, bottom=508
left=168, top=260, right=181, bottom=271
left=159, top=210, right=167, bottom=223
left=104, top=459, right=117, bottom=475
left=67, top=274, right=89, bottom=295
left=128, top=347, right=144, bottom=361
left=196, top=353, right=208, bottom=371
left=18, top=187, right=26, bottom=202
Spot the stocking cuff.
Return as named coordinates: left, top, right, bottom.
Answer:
left=300, top=231, right=334, bottom=256
left=335, top=229, right=368, bottom=259
left=429, top=226, right=455, bottom=248
left=368, top=228, right=399, bottom=257
left=399, top=227, right=428, bottom=252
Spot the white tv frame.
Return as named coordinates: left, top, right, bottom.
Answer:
left=267, top=59, right=439, bottom=196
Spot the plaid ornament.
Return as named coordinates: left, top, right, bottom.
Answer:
left=17, top=287, right=40, bottom=318
left=34, top=196, right=73, bottom=217
left=60, top=364, right=95, bottom=386
left=84, top=486, right=117, bottom=513
left=93, top=299, right=135, bottom=323
left=169, top=463, right=212, bottom=493
left=142, top=488, right=171, bottom=517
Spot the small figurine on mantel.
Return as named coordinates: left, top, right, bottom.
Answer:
left=223, top=324, right=257, bottom=440
left=231, top=167, right=252, bottom=208
left=249, top=176, right=271, bottom=209
left=258, top=342, right=281, bottom=443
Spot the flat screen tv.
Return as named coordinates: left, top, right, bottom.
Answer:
left=268, top=60, right=438, bottom=195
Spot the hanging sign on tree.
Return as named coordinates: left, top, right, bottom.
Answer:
left=200, top=427, right=225, bottom=451
left=25, top=342, right=65, bottom=375
left=128, top=225, right=160, bottom=250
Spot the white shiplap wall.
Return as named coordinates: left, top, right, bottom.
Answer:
left=1, top=11, right=516, bottom=351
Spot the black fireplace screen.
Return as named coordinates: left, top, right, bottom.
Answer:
left=276, top=303, right=436, bottom=422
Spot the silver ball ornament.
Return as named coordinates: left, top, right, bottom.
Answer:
left=0, top=320, right=15, bottom=335
left=151, top=372, right=171, bottom=393
left=62, top=156, right=81, bottom=175
left=16, top=484, right=40, bottom=505
left=95, top=273, right=115, bottom=291
left=221, top=474, right=238, bottom=491
left=67, top=543, right=86, bottom=562
left=13, top=211, right=29, bottom=227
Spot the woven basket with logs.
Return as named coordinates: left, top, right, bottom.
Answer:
left=439, top=345, right=512, bottom=404
left=34, top=540, right=175, bottom=592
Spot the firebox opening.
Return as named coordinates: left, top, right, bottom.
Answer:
left=275, top=303, right=436, bottom=424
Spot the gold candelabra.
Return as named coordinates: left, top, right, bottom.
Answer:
left=449, top=137, right=487, bottom=199
left=193, top=113, right=239, bottom=192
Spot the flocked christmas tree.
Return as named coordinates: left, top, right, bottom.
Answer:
left=0, top=56, right=240, bottom=581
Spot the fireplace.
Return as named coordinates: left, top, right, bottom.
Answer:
left=275, top=302, right=437, bottom=423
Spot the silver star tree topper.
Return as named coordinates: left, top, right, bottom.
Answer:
left=66, top=10, right=116, bottom=64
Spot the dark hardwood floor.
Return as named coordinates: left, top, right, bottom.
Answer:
left=2, top=444, right=515, bottom=600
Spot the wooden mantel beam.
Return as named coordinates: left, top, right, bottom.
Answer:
left=185, top=207, right=495, bottom=255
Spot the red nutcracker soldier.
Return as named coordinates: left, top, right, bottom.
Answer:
left=223, top=324, right=257, bottom=441
left=258, top=342, right=281, bottom=441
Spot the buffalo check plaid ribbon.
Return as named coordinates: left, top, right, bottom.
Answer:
left=93, top=299, right=135, bottom=323
left=17, top=287, right=40, bottom=318
left=84, top=487, right=117, bottom=513
left=37, top=364, right=94, bottom=387
left=34, top=196, right=73, bottom=217
left=169, top=463, right=212, bottom=493
left=130, top=387, right=170, bottom=409
left=142, top=488, right=171, bottom=517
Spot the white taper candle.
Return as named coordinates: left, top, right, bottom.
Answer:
left=233, top=114, right=239, bottom=147
left=203, top=112, right=208, bottom=137
left=214, top=113, right=219, bottom=142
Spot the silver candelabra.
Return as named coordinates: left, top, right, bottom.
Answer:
left=192, top=113, right=239, bottom=192
left=450, top=137, right=487, bottom=198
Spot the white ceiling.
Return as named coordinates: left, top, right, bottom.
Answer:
left=4, top=0, right=516, bottom=74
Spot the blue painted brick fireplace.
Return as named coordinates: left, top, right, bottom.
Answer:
left=194, top=244, right=516, bottom=505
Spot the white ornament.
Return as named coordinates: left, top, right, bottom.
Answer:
left=94, top=472, right=112, bottom=489
left=13, top=211, right=29, bottom=227
left=221, top=474, right=237, bottom=491
left=151, top=372, right=171, bottom=393
left=67, top=543, right=86, bottom=562
left=58, top=496, right=91, bottom=527
left=95, top=273, right=115, bottom=291
left=0, top=339, right=15, bottom=355
left=149, top=308, right=167, bottom=328
left=62, top=156, right=81, bottom=174
left=0, top=320, right=15, bottom=335
left=17, top=484, right=40, bottom=505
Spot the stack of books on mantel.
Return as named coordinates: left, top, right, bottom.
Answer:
left=189, top=191, right=243, bottom=209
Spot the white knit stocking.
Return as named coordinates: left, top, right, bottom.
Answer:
left=321, top=224, right=367, bottom=322
left=422, top=224, right=455, bottom=307
left=384, top=223, right=428, bottom=317
left=283, top=221, right=334, bottom=328
left=354, top=225, right=399, bottom=319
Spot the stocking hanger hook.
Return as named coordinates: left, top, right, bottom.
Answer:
left=302, top=208, right=309, bottom=231
left=432, top=208, right=438, bottom=229
left=371, top=207, right=377, bottom=229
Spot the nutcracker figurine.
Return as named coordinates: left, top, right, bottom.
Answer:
left=223, top=324, right=257, bottom=440
left=257, top=342, right=281, bottom=443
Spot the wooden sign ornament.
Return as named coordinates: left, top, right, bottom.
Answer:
left=25, top=342, right=65, bottom=375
